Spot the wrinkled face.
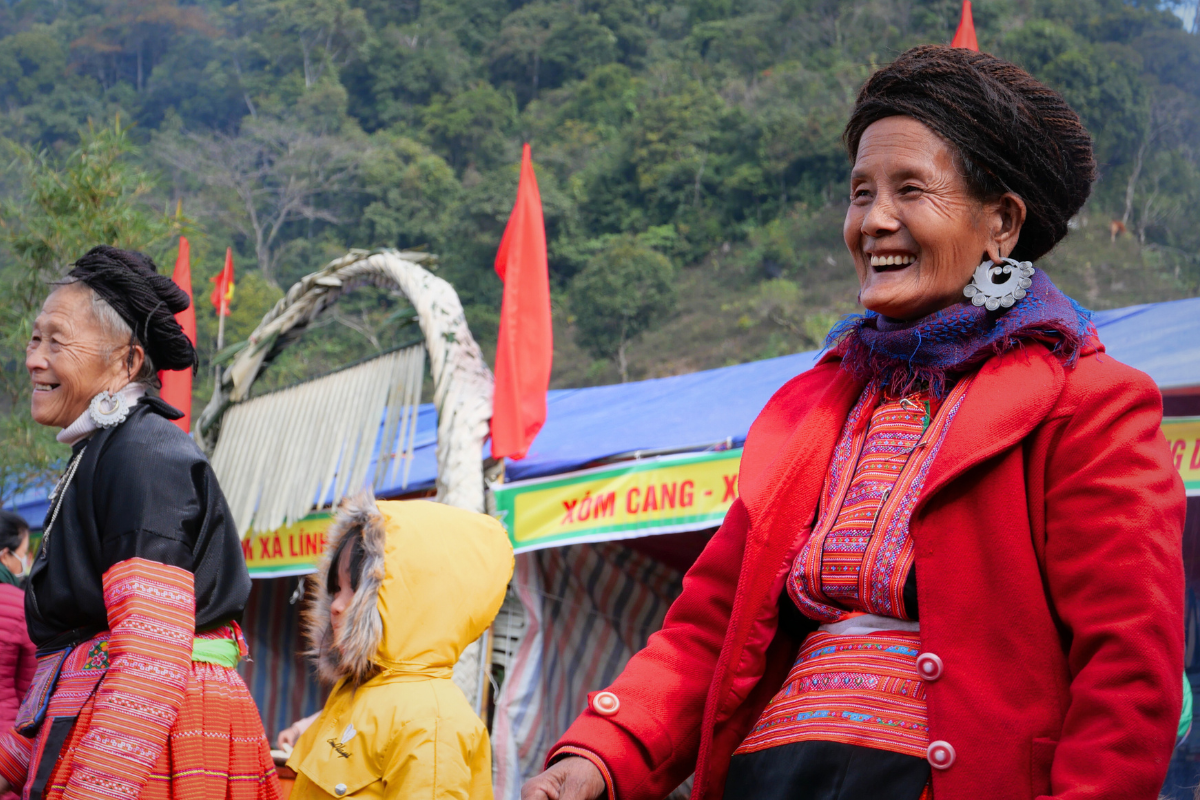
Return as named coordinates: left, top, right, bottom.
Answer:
left=329, top=544, right=356, bottom=643
left=26, top=285, right=130, bottom=429
left=845, top=116, right=1014, bottom=321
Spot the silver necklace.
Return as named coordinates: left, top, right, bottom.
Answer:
left=41, top=446, right=87, bottom=556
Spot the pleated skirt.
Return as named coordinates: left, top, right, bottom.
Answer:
left=42, top=661, right=281, bottom=800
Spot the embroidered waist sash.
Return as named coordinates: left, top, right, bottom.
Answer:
left=735, top=630, right=929, bottom=758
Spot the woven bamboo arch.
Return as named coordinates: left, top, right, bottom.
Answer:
left=197, top=248, right=495, bottom=514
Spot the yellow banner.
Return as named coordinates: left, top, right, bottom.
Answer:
left=493, top=450, right=742, bottom=553
left=242, top=513, right=332, bottom=577
left=1164, top=418, right=1200, bottom=495
left=234, top=420, right=1196, bottom=572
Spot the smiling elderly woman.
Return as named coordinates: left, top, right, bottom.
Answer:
left=0, top=246, right=280, bottom=800
left=521, top=46, right=1186, bottom=800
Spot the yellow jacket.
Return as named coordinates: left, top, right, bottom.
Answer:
left=287, top=497, right=513, bottom=799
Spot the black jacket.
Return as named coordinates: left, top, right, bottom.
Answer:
left=25, top=397, right=250, bottom=651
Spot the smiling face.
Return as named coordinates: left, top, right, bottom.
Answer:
left=844, top=116, right=1026, bottom=321
left=26, top=284, right=134, bottom=429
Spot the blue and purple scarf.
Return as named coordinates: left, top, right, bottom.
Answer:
left=828, top=270, right=1093, bottom=397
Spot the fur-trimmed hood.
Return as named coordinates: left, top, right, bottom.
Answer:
left=306, top=493, right=513, bottom=686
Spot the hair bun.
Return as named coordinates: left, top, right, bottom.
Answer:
left=147, top=271, right=191, bottom=315
left=68, top=245, right=198, bottom=372
left=844, top=45, right=1097, bottom=263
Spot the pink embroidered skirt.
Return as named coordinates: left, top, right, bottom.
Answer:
left=0, top=632, right=281, bottom=800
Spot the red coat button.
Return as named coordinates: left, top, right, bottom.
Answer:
left=927, top=740, right=956, bottom=769
left=591, top=691, right=620, bottom=716
left=916, top=652, right=944, bottom=681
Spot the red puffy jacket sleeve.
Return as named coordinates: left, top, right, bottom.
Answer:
left=546, top=499, right=752, bottom=799
left=1035, top=364, right=1185, bottom=799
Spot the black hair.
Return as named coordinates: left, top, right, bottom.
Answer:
left=844, top=45, right=1097, bottom=263
left=66, top=245, right=197, bottom=373
left=326, top=527, right=366, bottom=595
left=0, top=511, right=29, bottom=555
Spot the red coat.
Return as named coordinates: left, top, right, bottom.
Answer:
left=549, top=343, right=1186, bottom=800
left=0, top=582, right=33, bottom=800
left=0, top=583, right=34, bottom=733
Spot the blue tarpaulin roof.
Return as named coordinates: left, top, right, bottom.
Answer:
left=9, top=295, right=1200, bottom=526
left=1090, top=296, right=1200, bottom=390
left=506, top=295, right=1200, bottom=481
left=9, top=403, right=444, bottom=529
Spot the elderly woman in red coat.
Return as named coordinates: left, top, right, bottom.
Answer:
left=522, top=45, right=1186, bottom=800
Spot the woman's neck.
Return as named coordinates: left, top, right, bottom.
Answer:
left=57, top=383, right=146, bottom=447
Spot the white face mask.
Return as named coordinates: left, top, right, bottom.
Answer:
left=4, top=551, right=28, bottom=578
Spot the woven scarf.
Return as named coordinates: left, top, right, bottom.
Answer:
left=828, top=269, right=1092, bottom=397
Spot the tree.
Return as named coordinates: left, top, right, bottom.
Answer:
left=0, top=118, right=183, bottom=502
left=254, top=0, right=369, bottom=89
left=356, top=132, right=462, bottom=252
left=69, top=0, right=216, bottom=93
left=157, top=117, right=367, bottom=285
left=489, top=4, right=619, bottom=104
left=420, top=82, right=515, bottom=172
left=569, top=235, right=676, bottom=382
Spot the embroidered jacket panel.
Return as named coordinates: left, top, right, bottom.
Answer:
left=734, top=381, right=970, bottom=772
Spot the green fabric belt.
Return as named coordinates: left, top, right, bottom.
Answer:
left=191, top=637, right=240, bottom=668
left=1180, top=675, right=1194, bottom=743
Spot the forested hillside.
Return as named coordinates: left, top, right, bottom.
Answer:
left=1, top=0, right=1199, bottom=489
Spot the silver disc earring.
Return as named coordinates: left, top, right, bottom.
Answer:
left=963, top=257, right=1034, bottom=311
left=88, top=390, right=129, bottom=428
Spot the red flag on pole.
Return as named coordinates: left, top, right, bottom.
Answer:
left=490, top=143, right=552, bottom=461
left=210, top=247, right=235, bottom=316
left=951, top=0, right=979, bottom=50
left=158, top=236, right=196, bottom=432
left=210, top=247, right=235, bottom=352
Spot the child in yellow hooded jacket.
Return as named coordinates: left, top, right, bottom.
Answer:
left=286, top=493, right=514, bottom=799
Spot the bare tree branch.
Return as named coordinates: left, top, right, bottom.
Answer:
left=156, top=119, right=367, bottom=283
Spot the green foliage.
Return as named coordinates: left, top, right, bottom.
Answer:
left=0, top=120, right=181, bottom=287
left=0, top=0, right=1197, bottom=489
left=570, top=235, right=677, bottom=381
left=358, top=133, right=462, bottom=251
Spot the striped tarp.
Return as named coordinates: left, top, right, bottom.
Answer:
left=492, top=541, right=686, bottom=799
left=237, top=576, right=328, bottom=742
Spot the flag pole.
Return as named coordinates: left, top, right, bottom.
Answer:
left=217, top=292, right=227, bottom=352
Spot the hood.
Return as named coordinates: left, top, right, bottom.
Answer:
left=306, top=493, right=513, bottom=686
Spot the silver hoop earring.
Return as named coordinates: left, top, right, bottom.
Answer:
left=963, top=257, right=1034, bottom=311
left=88, top=390, right=129, bottom=428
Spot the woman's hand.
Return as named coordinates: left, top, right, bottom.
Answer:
left=521, top=756, right=606, bottom=800
left=276, top=712, right=320, bottom=750
left=276, top=724, right=302, bottom=750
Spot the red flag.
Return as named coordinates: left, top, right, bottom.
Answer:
left=210, top=247, right=235, bottom=316
left=490, top=143, right=552, bottom=460
left=158, top=236, right=196, bottom=432
left=951, top=0, right=979, bottom=50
